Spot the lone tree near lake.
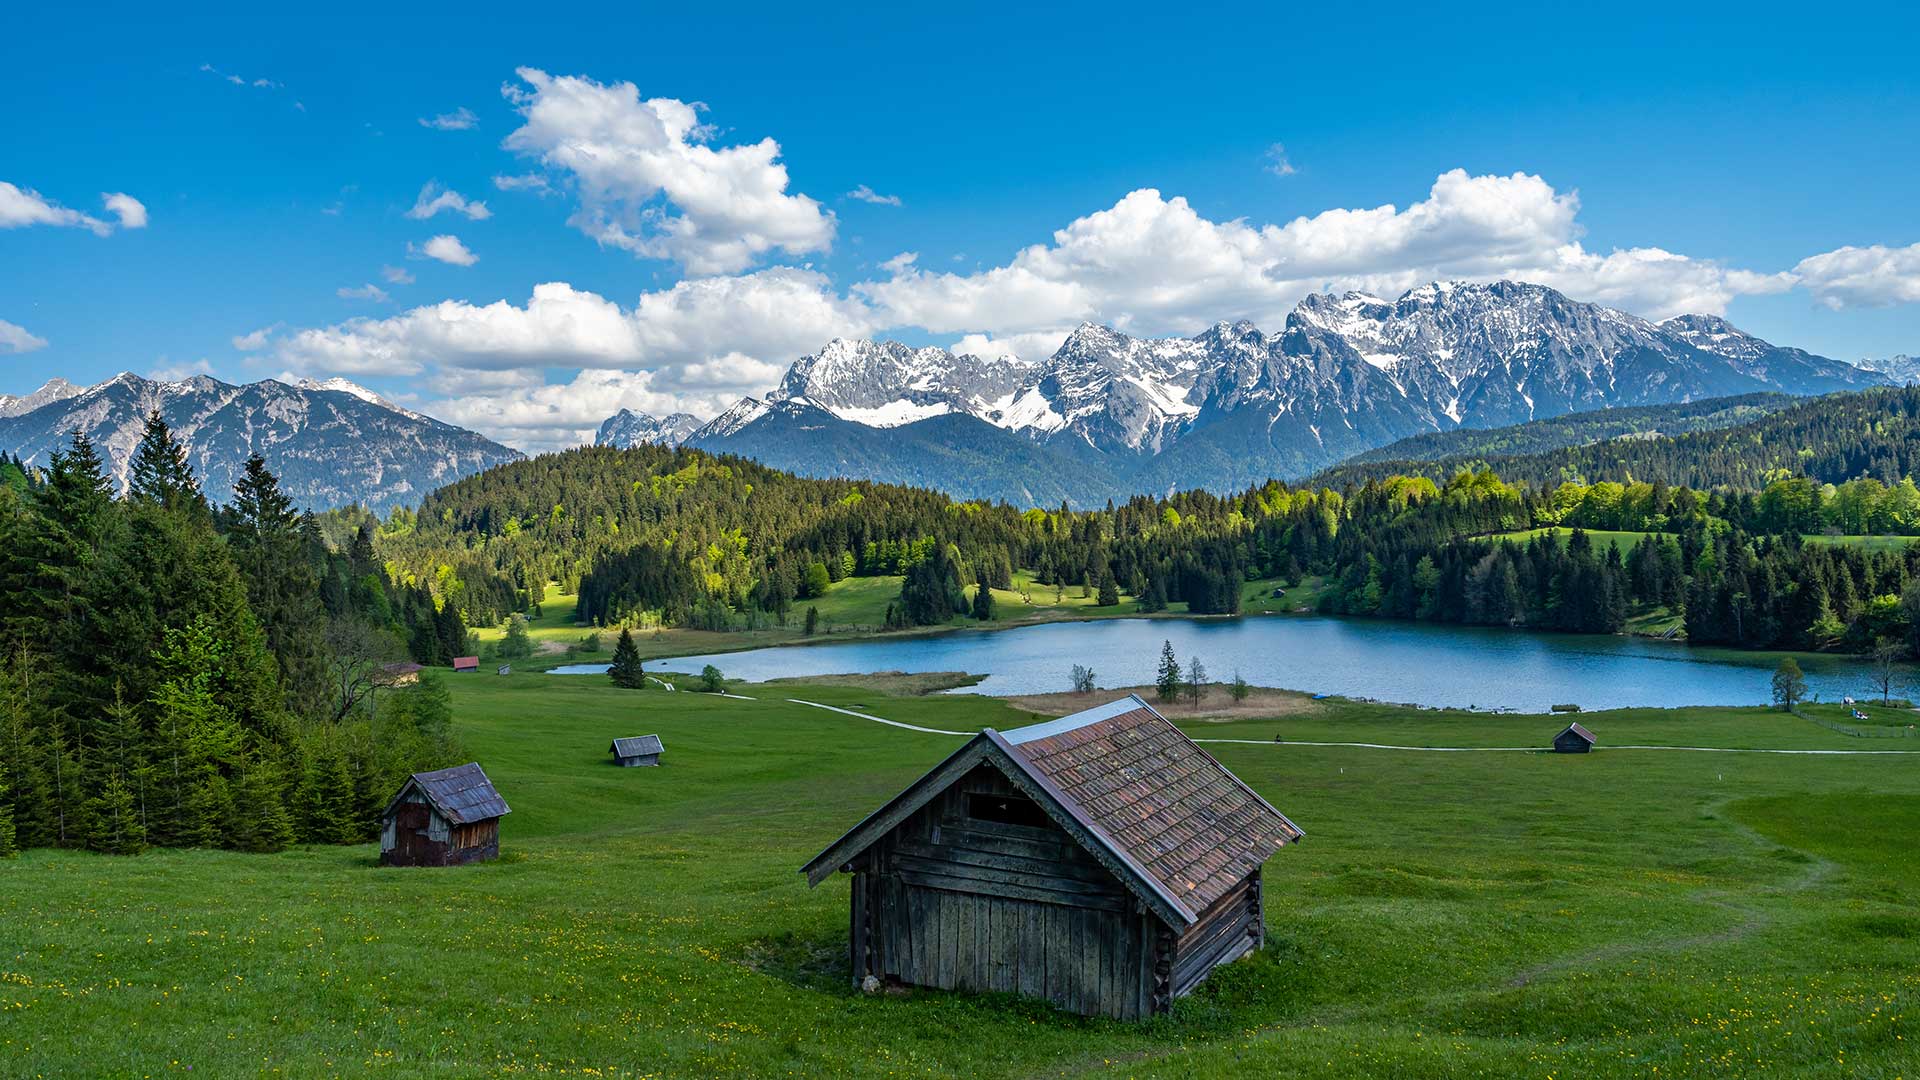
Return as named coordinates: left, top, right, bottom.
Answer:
left=1185, top=656, right=1208, bottom=707
left=1156, top=640, right=1182, bottom=703
left=700, top=665, right=726, bottom=693
left=1771, top=657, right=1807, bottom=710
left=1229, top=670, right=1251, bottom=702
left=1098, top=572, right=1119, bottom=607
left=1070, top=664, right=1097, bottom=694
left=1867, top=639, right=1903, bottom=705
left=608, top=629, right=647, bottom=689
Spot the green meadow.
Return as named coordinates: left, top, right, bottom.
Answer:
left=2, top=673, right=1916, bottom=1078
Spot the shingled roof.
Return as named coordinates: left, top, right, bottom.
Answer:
left=611, top=734, right=664, bottom=757
left=801, top=695, right=1301, bottom=926
left=385, top=762, right=511, bottom=825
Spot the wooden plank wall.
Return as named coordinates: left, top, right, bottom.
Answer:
left=853, top=764, right=1159, bottom=1018
left=1167, top=870, right=1261, bottom=999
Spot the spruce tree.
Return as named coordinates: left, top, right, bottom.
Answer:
left=1097, top=572, right=1119, bottom=607
left=229, top=455, right=332, bottom=720
left=608, top=628, right=647, bottom=689
left=971, top=573, right=995, bottom=621
left=500, top=614, right=533, bottom=659
left=126, top=411, right=206, bottom=516
left=84, top=767, right=147, bottom=855
left=1155, top=640, right=1182, bottom=704
left=229, top=758, right=296, bottom=853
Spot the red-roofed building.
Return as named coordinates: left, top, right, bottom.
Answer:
left=452, top=656, right=479, bottom=673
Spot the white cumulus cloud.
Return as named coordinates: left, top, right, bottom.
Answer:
left=405, top=181, right=491, bottom=221
left=1791, top=242, right=1920, bottom=309
left=1, top=182, right=147, bottom=236
left=414, top=234, right=478, bottom=266
left=102, top=193, right=147, bottom=229
left=0, top=318, right=50, bottom=354
left=501, top=67, right=835, bottom=273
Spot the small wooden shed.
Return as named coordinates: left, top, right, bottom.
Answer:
left=610, top=734, right=664, bottom=767
left=801, top=694, right=1302, bottom=1018
left=380, top=762, right=511, bottom=867
left=1554, top=722, right=1596, bottom=753
left=452, top=655, right=480, bottom=673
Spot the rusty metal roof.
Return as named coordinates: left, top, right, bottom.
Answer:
left=1000, top=695, right=1303, bottom=916
left=611, top=734, right=664, bottom=757
left=386, top=762, right=511, bottom=825
left=1559, top=722, right=1596, bottom=744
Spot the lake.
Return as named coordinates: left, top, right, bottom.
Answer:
left=548, top=616, right=1895, bottom=713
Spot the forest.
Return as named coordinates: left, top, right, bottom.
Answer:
left=0, top=420, right=464, bottom=857
left=360, top=386, right=1920, bottom=660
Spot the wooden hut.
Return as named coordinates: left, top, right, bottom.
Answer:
left=610, top=734, right=665, bottom=767
left=452, top=656, right=479, bottom=673
left=380, top=763, right=511, bottom=866
left=1553, top=722, right=1596, bottom=753
left=800, top=694, right=1302, bottom=1018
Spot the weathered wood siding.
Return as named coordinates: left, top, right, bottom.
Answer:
left=1167, top=869, right=1262, bottom=1000
left=613, top=753, right=661, bottom=767
left=379, top=792, right=501, bottom=867
left=850, top=765, right=1159, bottom=1018
left=1553, top=731, right=1593, bottom=753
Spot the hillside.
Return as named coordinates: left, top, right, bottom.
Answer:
left=1309, top=386, right=1920, bottom=491
left=1338, top=393, right=1795, bottom=467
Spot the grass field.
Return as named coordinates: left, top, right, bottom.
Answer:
left=2, top=671, right=1917, bottom=1078
left=1490, top=527, right=1670, bottom=555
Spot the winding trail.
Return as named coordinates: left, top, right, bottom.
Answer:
left=787, top=698, right=972, bottom=736
left=784, top=699, right=1920, bottom=755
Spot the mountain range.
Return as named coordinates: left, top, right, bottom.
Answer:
left=594, top=408, right=704, bottom=449
left=1853, top=354, right=1920, bottom=384
left=620, top=281, right=1886, bottom=504
left=0, top=373, right=521, bottom=511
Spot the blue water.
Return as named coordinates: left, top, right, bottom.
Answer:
left=548, top=616, right=1890, bottom=713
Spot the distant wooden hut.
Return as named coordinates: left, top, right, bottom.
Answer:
left=452, top=656, right=479, bottom=673
left=1554, top=722, right=1596, bottom=753
left=800, top=694, right=1303, bottom=1019
left=497, top=664, right=512, bottom=676
left=380, top=763, right=511, bottom=867
left=377, top=661, right=422, bottom=687
left=610, top=734, right=665, bottom=767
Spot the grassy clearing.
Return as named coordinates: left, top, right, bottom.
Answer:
left=2, top=670, right=1916, bottom=1077
left=1490, top=527, right=1667, bottom=555
left=1803, top=533, right=1920, bottom=552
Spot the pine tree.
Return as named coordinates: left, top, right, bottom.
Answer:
left=228, top=758, right=297, bottom=853
left=84, top=767, right=147, bottom=855
left=1097, top=572, right=1119, bottom=607
left=126, top=411, right=206, bottom=516
left=971, top=573, right=996, bottom=621
left=608, top=628, right=647, bottom=689
left=229, top=455, right=332, bottom=720
left=1155, top=640, right=1182, bottom=704
left=803, top=606, right=819, bottom=636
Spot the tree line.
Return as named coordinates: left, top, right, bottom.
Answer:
left=0, top=419, right=464, bottom=857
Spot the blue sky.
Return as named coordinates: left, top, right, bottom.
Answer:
left=4, top=3, right=1917, bottom=449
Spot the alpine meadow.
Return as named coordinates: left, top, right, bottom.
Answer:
left=4, top=7, right=1919, bottom=1079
